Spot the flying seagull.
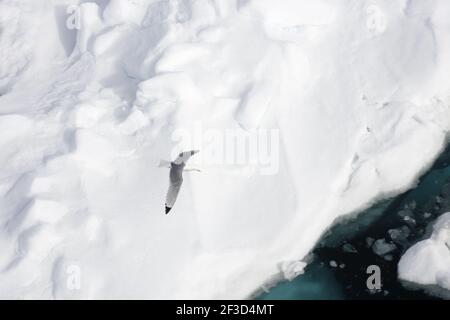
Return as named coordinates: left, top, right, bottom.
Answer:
left=159, top=150, right=200, bottom=214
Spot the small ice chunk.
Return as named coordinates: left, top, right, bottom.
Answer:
left=280, top=260, right=306, bottom=281
left=366, top=237, right=375, bottom=248
left=384, top=254, right=394, bottom=261
left=372, top=239, right=397, bottom=256
left=342, top=243, right=358, bottom=254
left=388, top=226, right=410, bottom=245
left=329, top=260, right=338, bottom=268
left=403, top=216, right=416, bottom=227
left=398, top=209, right=413, bottom=218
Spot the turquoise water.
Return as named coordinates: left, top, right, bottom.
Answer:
left=258, top=144, right=450, bottom=300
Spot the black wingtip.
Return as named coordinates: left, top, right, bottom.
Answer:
left=165, top=205, right=172, bottom=214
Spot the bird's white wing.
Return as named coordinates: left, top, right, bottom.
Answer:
left=165, top=181, right=183, bottom=208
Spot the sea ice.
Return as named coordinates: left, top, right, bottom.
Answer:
left=372, top=239, right=397, bottom=256
left=398, top=212, right=450, bottom=297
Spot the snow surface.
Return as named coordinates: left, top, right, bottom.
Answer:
left=398, top=212, right=450, bottom=297
left=0, top=0, right=450, bottom=299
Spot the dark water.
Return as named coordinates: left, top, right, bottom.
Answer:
left=258, top=144, right=450, bottom=300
